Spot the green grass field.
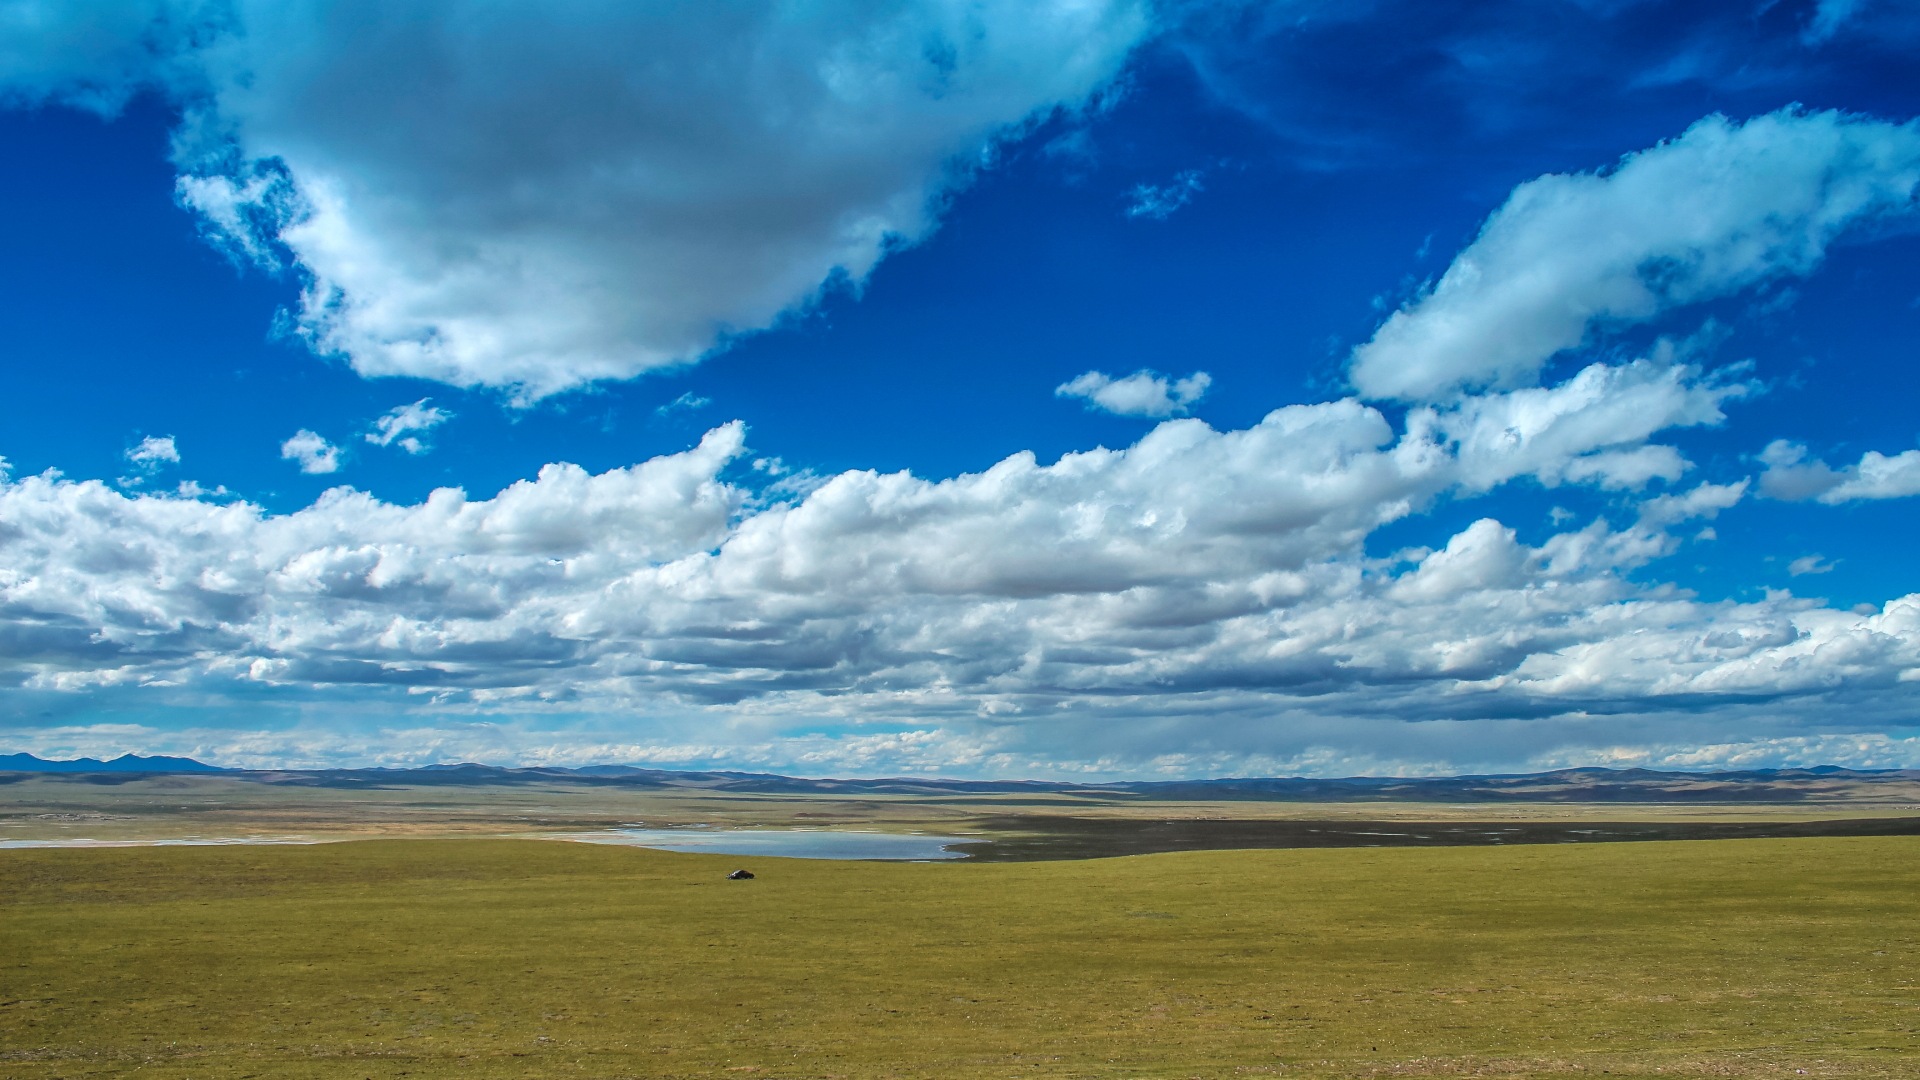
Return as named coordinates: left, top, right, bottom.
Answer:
left=4, top=837, right=1917, bottom=1078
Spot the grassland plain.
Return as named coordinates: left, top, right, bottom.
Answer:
left=2, top=837, right=1917, bottom=1080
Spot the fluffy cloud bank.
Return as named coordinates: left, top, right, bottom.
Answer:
left=1351, top=108, right=1920, bottom=402
left=0, top=0, right=1150, bottom=399
left=3, top=356, right=1914, bottom=772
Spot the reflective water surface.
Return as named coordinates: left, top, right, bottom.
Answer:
left=561, top=827, right=976, bottom=861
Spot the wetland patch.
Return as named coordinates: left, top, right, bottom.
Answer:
left=951, top=813, right=1920, bottom=860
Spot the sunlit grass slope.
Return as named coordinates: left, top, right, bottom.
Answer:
left=4, top=837, right=1916, bottom=1078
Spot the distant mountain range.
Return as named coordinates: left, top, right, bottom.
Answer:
left=3, top=752, right=1918, bottom=802
left=0, top=752, right=225, bottom=774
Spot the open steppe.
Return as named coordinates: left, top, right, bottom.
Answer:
left=4, top=835, right=1918, bottom=1079
left=6, top=770, right=1920, bottom=1077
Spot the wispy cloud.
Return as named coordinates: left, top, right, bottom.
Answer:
left=655, top=392, right=712, bottom=418
left=365, top=399, right=451, bottom=455
left=1124, top=169, right=1204, bottom=220
left=1804, top=0, right=1866, bottom=44
left=1788, top=553, right=1837, bottom=576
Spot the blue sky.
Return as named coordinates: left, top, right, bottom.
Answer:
left=2, top=0, right=1919, bottom=776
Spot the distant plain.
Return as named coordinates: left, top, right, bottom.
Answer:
left=6, top=768, right=1920, bottom=849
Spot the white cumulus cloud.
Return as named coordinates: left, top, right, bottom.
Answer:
left=1351, top=107, right=1920, bottom=402
left=365, top=399, right=450, bottom=455
left=1057, top=369, right=1212, bottom=417
left=0, top=0, right=1152, bottom=400
left=1416, top=350, right=1751, bottom=493
left=0, top=360, right=1912, bottom=775
left=279, top=429, right=340, bottom=474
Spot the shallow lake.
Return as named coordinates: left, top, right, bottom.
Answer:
left=561, top=827, right=976, bottom=861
